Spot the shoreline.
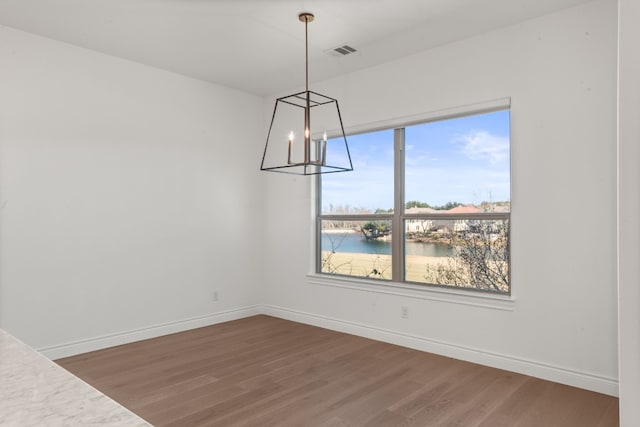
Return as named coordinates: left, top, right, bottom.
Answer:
left=322, top=229, right=500, bottom=246
left=322, top=229, right=454, bottom=245
left=322, top=228, right=359, bottom=234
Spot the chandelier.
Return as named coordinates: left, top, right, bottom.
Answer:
left=260, top=12, right=353, bottom=175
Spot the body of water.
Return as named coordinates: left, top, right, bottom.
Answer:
left=321, top=232, right=455, bottom=257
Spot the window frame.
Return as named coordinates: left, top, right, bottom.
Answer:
left=315, top=99, right=511, bottom=295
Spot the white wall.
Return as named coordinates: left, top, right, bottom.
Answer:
left=617, top=0, right=640, bottom=423
left=0, top=27, right=265, bottom=356
left=262, top=0, right=619, bottom=395
left=0, top=0, right=623, bottom=400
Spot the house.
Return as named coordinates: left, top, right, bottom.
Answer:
left=0, top=0, right=638, bottom=424
left=404, top=207, right=437, bottom=234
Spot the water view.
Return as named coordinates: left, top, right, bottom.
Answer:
left=321, top=232, right=455, bottom=257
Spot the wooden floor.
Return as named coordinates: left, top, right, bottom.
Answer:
left=56, top=315, right=619, bottom=427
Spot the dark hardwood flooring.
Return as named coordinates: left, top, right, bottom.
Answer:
left=56, top=315, right=619, bottom=426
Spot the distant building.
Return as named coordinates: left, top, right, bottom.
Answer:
left=405, top=207, right=437, bottom=233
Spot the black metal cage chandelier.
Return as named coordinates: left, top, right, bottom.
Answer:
left=260, top=12, right=353, bottom=175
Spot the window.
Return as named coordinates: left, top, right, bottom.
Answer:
left=317, top=105, right=511, bottom=294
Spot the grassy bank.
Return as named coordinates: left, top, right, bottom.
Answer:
left=320, top=251, right=455, bottom=283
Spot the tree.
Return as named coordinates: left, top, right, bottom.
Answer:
left=434, top=201, right=463, bottom=210
left=321, top=233, right=353, bottom=275
left=360, top=221, right=391, bottom=240
left=424, top=220, right=509, bottom=293
left=406, top=200, right=431, bottom=209
left=405, top=200, right=465, bottom=210
left=374, top=208, right=393, bottom=214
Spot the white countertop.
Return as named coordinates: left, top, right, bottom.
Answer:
left=0, top=329, right=152, bottom=426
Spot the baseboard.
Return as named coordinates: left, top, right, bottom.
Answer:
left=262, top=305, right=619, bottom=397
left=39, top=305, right=262, bottom=360
left=40, top=303, right=619, bottom=397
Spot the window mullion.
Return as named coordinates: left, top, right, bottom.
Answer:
left=392, top=128, right=405, bottom=283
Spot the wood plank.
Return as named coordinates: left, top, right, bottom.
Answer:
left=56, top=315, right=619, bottom=427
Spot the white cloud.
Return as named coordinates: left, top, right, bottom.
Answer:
left=454, top=131, right=509, bottom=165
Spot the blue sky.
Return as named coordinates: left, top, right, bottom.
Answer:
left=322, top=110, right=510, bottom=213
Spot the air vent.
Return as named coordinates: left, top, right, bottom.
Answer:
left=326, top=44, right=359, bottom=57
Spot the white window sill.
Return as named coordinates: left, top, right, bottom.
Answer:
left=307, top=273, right=516, bottom=311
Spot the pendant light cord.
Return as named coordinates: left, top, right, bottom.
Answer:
left=303, top=14, right=311, bottom=163
left=305, top=16, right=309, bottom=92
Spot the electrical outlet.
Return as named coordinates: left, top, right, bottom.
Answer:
left=401, top=306, right=409, bottom=319
left=213, top=291, right=219, bottom=302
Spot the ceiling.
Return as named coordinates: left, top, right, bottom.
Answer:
left=0, top=0, right=593, bottom=96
